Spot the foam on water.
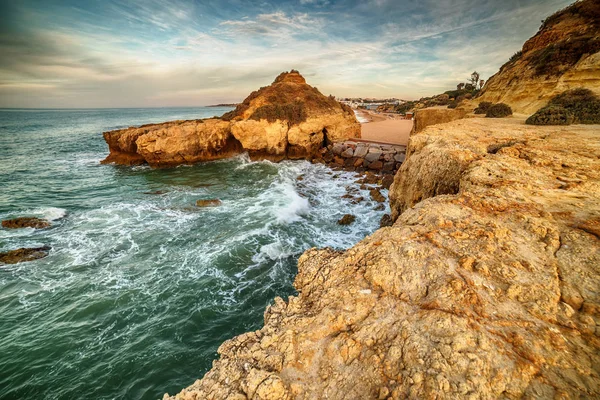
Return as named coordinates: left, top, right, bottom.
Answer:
left=0, top=107, right=389, bottom=400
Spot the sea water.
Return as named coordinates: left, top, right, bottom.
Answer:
left=0, top=107, right=387, bottom=399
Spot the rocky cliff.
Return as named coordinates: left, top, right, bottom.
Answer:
left=165, top=115, right=600, bottom=399
left=475, top=0, right=600, bottom=114
left=102, top=71, right=360, bottom=166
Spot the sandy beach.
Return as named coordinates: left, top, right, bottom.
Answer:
left=356, top=109, right=413, bottom=145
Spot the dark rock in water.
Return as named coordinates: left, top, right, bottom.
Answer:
left=144, top=190, right=168, bottom=195
left=370, top=189, right=386, bottom=203
left=2, top=217, right=50, bottom=229
left=374, top=203, right=385, bottom=211
left=381, top=175, right=395, bottom=190
left=0, top=245, right=51, bottom=264
left=380, top=214, right=393, bottom=227
left=297, top=175, right=305, bottom=181
left=338, top=214, right=356, bottom=225
left=196, top=199, right=222, bottom=207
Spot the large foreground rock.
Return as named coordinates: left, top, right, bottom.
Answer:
left=102, top=71, right=360, bottom=166
left=165, top=117, right=600, bottom=399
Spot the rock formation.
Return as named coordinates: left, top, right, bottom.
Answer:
left=475, top=0, right=600, bottom=114
left=165, top=114, right=600, bottom=400
left=411, top=108, right=467, bottom=134
left=0, top=246, right=51, bottom=264
left=2, top=217, right=50, bottom=229
left=102, top=71, right=360, bottom=167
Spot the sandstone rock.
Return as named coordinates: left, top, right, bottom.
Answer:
left=354, top=145, right=368, bottom=158
left=196, top=199, right=222, bottom=207
left=370, top=188, right=386, bottom=203
left=341, top=148, right=354, bottom=158
left=166, top=116, right=600, bottom=400
left=411, top=108, right=467, bottom=134
left=0, top=246, right=51, bottom=264
left=379, top=214, right=393, bottom=227
left=2, top=217, right=50, bottom=229
left=472, top=0, right=600, bottom=114
left=353, top=158, right=364, bottom=168
left=381, top=175, right=394, bottom=190
left=337, top=214, right=356, bottom=225
left=364, top=152, right=382, bottom=163
left=393, top=153, right=406, bottom=163
left=103, top=71, right=360, bottom=166
left=368, top=161, right=383, bottom=170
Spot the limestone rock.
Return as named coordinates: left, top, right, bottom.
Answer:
left=2, top=217, right=50, bottom=229
left=0, top=246, right=51, bottom=264
left=102, top=71, right=360, bottom=166
left=411, top=108, right=467, bottom=134
left=472, top=0, right=600, bottom=114
left=196, top=199, right=222, bottom=207
left=337, top=214, right=356, bottom=225
left=166, top=116, right=600, bottom=400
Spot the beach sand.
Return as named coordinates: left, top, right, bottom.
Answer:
left=356, top=110, right=413, bottom=146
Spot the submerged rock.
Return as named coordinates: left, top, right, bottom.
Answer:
left=102, top=70, right=360, bottom=167
left=2, top=217, right=50, bottom=229
left=337, top=214, right=356, bottom=225
left=0, top=246, right=51, bottom=264
left=196, top=199, right=222, bottom=207
left=369, top=188, right=386, bottom=203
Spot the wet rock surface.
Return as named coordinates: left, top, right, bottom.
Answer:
left=2, top=217, right=50, bottom=229
left=196, top=199, right=222, bottom=207
left=337, top=214, right=356, bottom=225
left=0, top=246, right=51, bottom=264
left=166, top=116, right=600, bottom=400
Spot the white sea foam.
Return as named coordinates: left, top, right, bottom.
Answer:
left=35, top=207, right=67, bottom=221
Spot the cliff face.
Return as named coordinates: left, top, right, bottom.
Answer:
left=165, top=117, right=600, bottom=399
left=101, top=71, right=360, bottom=166
left=476, top=0, right=600, bottom=114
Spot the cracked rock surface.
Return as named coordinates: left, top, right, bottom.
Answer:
left=165, top=117, right=599, bottom=399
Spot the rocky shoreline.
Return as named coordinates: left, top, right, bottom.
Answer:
left=164, top=114, right=600, bottom=400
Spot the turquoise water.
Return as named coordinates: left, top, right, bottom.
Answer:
left=0, top=108, right=387, bottom=399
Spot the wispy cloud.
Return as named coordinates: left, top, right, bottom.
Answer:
left=0, top=0, right=574, bottom=108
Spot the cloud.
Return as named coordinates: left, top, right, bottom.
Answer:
left=0, top=0, right=575, bottom=107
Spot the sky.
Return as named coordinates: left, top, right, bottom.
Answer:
left=0, top=0, right=573, bottom=108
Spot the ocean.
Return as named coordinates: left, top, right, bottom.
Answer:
left=0, top=107, right=387, bottom=399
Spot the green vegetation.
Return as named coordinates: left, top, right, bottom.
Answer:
left=222, top=71, right=345, bottom=124
left=249, top=101, right=307, bottom=125
left=531, top=35, right=600, bottom=77
left=474, top=101, right=493, bottom=114
left=526, top=88, right=600, bottom=125
left=486, top=103, right=513, bottom=118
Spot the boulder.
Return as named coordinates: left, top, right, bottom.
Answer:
left=0, top=246, right=51, bottom=264
left=337, top=214, right=356, bottom=225
left=368, top=160, right=383, bottom=170
left=2, top=217, right=50, bottom=229
left=379, top=214, right=393, bottom=227
left=196, top=199, right=222, bottom=207
left=103, top=70, right=360, bottom=166
left=370, top=188, right=386, bottom=203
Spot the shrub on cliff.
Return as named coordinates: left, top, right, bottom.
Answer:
left=526, top=88, right=600, bottom=125
left=249, top=101, right=307, bottom=125
left=485, top=103, right=513, bottom=118
left=526, top=106, right=574, bottom=125
left=474, top=101, right=493, bottom=114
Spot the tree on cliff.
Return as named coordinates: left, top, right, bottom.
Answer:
left=479, top=79, right=485, bottom=89
left=469, top=71, right=480, bottom=88
left=457, top=83, right=465, bottom=90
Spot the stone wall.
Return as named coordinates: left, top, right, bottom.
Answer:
left=313, top=140, right=406, bottom=174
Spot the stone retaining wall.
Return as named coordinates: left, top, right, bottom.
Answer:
left=313, top=141, right=406, bottom=174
